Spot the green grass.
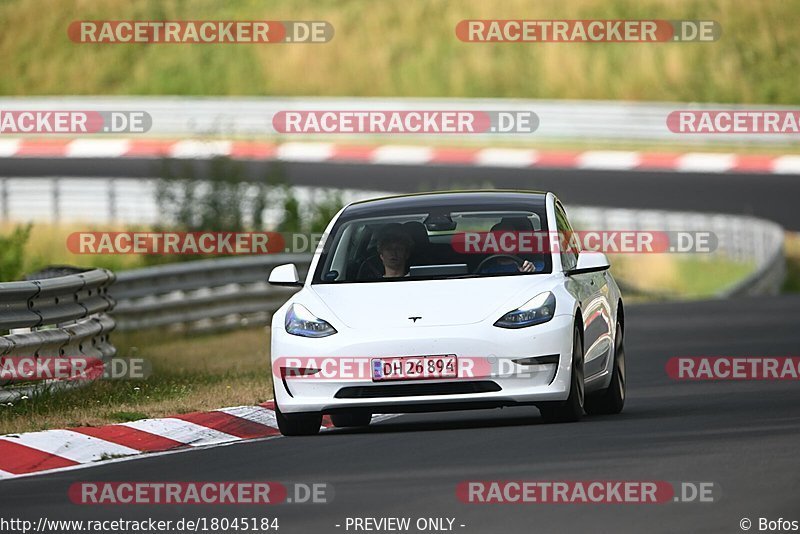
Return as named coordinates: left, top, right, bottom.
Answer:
left=611, top=254, right=756, bottom=299
left=1, top=223, right=149, bottom=278
left=0, top=328, right=273, bottom=434
left=107, top=410, right=151, bottom=422
left=1, top=0, right=799, bottom=103
left=782, top=232, right=800, bottom=293
left=676, top=257, right=756, bottom=297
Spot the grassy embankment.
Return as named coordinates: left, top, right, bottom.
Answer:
left=2, top=0, right=797, bottom=104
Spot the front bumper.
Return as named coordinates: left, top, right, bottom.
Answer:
left=271, top=314, right=575, bottom=414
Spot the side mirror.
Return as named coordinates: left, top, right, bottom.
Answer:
left=567, top=252, right=610, bottom=276
left=268, top=263, right=302, bottom=287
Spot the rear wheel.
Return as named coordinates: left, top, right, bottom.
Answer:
left=330, top=411, right=372, bottom=428
left=275, top=402, right=322, bottom=436
left=539, top=327, right=584, bottom=423
left=585, top=320, right=626, bottom=415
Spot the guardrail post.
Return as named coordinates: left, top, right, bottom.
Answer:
left=0, top=178, right=7, bottom=222
left=108, top=178, right=117, bottom=223
left=52, top=177, right=61, bottom=224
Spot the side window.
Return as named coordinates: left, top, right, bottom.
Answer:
left=554, top=203, right=578, bottom=271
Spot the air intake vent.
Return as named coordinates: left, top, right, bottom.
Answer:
left=334, top=381, right=501, bottom=399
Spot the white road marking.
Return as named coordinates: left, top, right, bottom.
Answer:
left=0, top=139, right=21, bottom=157
left=276, top=142, right=334, bottom=162
left=66, top=139, right=131, bottom=158
left=475, top=148, right=538, bottom=167
left=217, top=405, right=279, bottom=429
left=676, top=153, right=736, bottom=173
left=0, top=430, right=139, bottom=463
left=578, top=151, right=640, bottom=170
left=370, top=145, right=434, bottom=165
left=772, top=155, right=800, bottom=175
left=120, top=417, right=239, bottom=446
left=168, top=140, right=233, bottom=159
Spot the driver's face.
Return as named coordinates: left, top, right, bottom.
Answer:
left=380, top=243, right=410, bottom=272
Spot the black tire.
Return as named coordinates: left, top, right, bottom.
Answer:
left=275, top=402, right=322, bottom=436
left=330, top=411, right=372, bottom=428
left=585, top=320, right=626, bottom=415
left=539, top=327, right=584, bottom=423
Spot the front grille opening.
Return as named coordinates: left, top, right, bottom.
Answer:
left=334, top=380, right=501, bottom=399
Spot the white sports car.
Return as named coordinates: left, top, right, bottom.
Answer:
left=268, top=190, right=625, bottom=435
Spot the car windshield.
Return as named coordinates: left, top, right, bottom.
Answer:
left=314, top=207, right=552, bottom=283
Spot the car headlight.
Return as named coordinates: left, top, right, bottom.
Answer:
left=285, top=303, right=337, bottom=338
left=494, top=291, right=556, bottom=329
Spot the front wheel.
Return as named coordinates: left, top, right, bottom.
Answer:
left=585, top=320, right=626, bottom=415
left=539, top=327, right=584, bottom=423
left=275, top=402, right=322, bottom=436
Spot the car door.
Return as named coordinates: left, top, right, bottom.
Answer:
left=556, top=202, right=612, bottom=378
left=584, top=266, right=614, bottom=377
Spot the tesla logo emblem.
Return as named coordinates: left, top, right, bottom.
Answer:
left=408, top=316, right=422, bottom=323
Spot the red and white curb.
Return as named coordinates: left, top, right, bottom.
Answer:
left=0, top=138, right=799, bottom=174
left=0, top=402, right=395, bottom=480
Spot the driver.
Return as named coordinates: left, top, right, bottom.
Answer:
left=377, top=229, right=414, bottom=278
left=488, top=256, right=535, bottom=273
left=483, top=221, right=536, bottom=273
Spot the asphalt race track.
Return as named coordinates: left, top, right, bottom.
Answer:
left=2, top=158, right=799, bottom=229
left=1, top=294, right=798, bottom=533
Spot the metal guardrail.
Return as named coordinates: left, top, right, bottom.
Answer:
left=2, top=96, right=800, bottom=145
left=0, top=269, right=116, bottom=399
left=569, top=206, right=786, bottom=297
left=0, top=178, right=388, bottom=226
left=112, top=254, right=310, bottom=332
left=719, top=226, right=786, bottom=298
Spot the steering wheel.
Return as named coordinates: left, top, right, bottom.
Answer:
left=475, top=254, right=525, bottom=274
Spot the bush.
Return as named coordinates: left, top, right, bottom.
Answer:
left=155, top=157, right=345, bottom=240
left=156, top=157, right=284, bottom=233
left=0, top=224, right=32, bottom=281
left=150, top=158, right=286, bottom=263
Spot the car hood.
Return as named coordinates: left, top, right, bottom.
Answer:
left=309, top=276, right=556, bottom=329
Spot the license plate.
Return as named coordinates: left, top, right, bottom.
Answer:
left=371, top=355, right=458, bottom=382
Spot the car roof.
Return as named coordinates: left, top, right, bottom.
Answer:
left=342, top=190, right=549, bottom=219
